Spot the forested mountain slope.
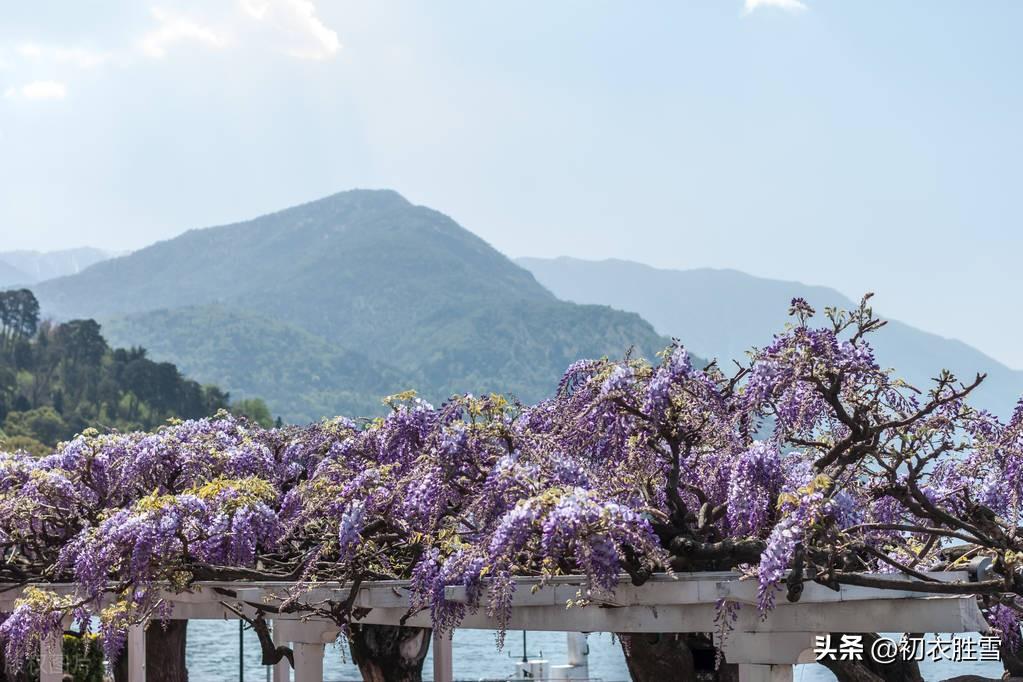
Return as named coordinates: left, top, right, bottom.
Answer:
left=31, top=191, right=670, bottom=421
left=0, top=289, right=256, bottom=455
left=519, top=256, right=1023, bottom=416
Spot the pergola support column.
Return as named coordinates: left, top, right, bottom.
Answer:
left=292, top=642, right=324, bottom=682
left=738, top=664, right=793, bottom=682
left=128, top=623, right=147, bottom=682
left=432, top=629, right=453, bottom=682
left=271, top=619, right=290, bottom=682
left=39, top=630, right=63, bottom=682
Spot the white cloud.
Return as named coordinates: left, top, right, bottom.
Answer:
left=743, top=0, right=808, bottom=14
left=139, top=7, right=227, bottom=58
left=2, top=0, right=339, bottom=83
left=239, top=0, right=340, bottom=60
left=5, top=80, right=67, bottom=100
left=16, top=44, right=43, bottom=58
left=53, top=47, right=110, bottom=69
left=239, top=0, right=270, bottom=20
left=17, top=43, right=110, bottom=69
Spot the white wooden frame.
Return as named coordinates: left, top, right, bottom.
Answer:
left=0, top=572, right=991, bottom=682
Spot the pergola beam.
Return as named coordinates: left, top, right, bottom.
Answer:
left=2, top=572, right=992, bottom=682
left=349, top=596, right=985, bottom=634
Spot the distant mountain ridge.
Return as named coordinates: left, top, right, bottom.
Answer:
left=518, top=257, right=1023, bottom=416
left=0, top=261, right=32, bottom=289
left=30, top=191, right=670, bottom=422
left=0, top=247, right=116, bottom=286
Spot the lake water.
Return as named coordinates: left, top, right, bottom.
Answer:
left=184, top=623, right=1006, bottom=681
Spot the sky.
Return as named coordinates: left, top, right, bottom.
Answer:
left=1, top=1, right=1021, bottom=368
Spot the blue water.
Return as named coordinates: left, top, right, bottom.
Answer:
left=185, top=623, right=1005, bottom=681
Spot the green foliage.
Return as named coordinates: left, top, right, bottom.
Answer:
left=17, top=633, right=105, bottom=682
left=0, top=289, right=40, bottom=353
left=231, top=397, right=274, bottom=427
left=61, top=634, right=105, bottom=682
left=4, top=407, right=65, bottom=444
left=0, top=290, right=255, bottom=450
left=0, top=434, right=49, bottom=457
left=103, top=305, right=408, bottom=423
left=38, top=190, right=675, bottom=422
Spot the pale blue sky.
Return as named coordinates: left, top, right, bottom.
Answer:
left=1, top=1, right=1021, bottom=367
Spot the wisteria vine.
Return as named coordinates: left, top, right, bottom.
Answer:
left=2, top=295, right=1023, bottom=673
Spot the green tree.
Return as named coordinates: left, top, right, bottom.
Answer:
left=0, top=289, right=40, bottom=352
left=202, top=385, right=231, bottom=414
left=0, top=289, right=254, bottom=451
left=4, top=406, right=67, bottom=445
left=231, top=398, right=273, bottom=427
left=0, top=433, right=49, bottom=456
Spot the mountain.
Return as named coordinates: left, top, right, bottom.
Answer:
left=517, top=257, right=1023, bottom=416
left=0, top=261, right=32, bottom=288
left=102, top=305, right=408, bottom=422
left=0, top=247, right=117, bottom=284
left=30, top=191, right=669, bottom=422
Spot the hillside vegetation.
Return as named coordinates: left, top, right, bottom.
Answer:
left=0, top=289, right=268, bottom=454
left=519, top=256, right=1023, bottom=416
left=33, top=190, right=671, bottom=421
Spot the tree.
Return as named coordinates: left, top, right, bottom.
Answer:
left=231, top=398, right=274, bottom=427
left=202, top=385, right=230, bottom=414
left=349, top=625, right=431, bottom=682
left=54, top=319, right=107, bottom=369
left=0, top=292, right=243, bottom=451
left=148, top=362, right=182, bottom=415
left=0, top=290, right=40, bottom=353
left=113, top=621, right=188, bottom=682
left=3, top=407, right=67, bottom=446
left=0, top=434, right=49, bottom=457
left=54, top=319, right=108, bottom=407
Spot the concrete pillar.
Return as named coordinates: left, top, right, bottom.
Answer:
left=271, top=620, right=289, bottom=682
left=128, top=624, right=147, bottom=682
left=717, top=632, right=815, bottom=666
left=567, top=632, right=588, bottom=666
left=432, top=630, right=453, bottom=682
left=738, top=664, right=793, bottom=682
left=292, top=642, right=324, bottom=682
left=39, top=630, right=63, bottom=682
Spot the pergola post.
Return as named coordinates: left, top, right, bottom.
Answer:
left=738, top=664, right=793, bottom=682
left=271, top=619, right=290, bottom=682
left=292, top=642, right=324, bottom=682
left=128, top=623, right=147, bottom=682
left=39, top=629, right=63, bottom=682
left=432, top=629, right=453, bottom=682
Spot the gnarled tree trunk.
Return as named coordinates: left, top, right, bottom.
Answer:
left=348, top=624, right=431, bottom=682
left=1002, top=641, right=1023, bottom=678
left=819, top=633, right=922, bottom=682
left=618, top=632, right=738, bottom=682
left=114, top=619, right=189, bottom=682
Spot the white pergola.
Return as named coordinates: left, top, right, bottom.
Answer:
left=0, top=570, right=992, bottom=682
